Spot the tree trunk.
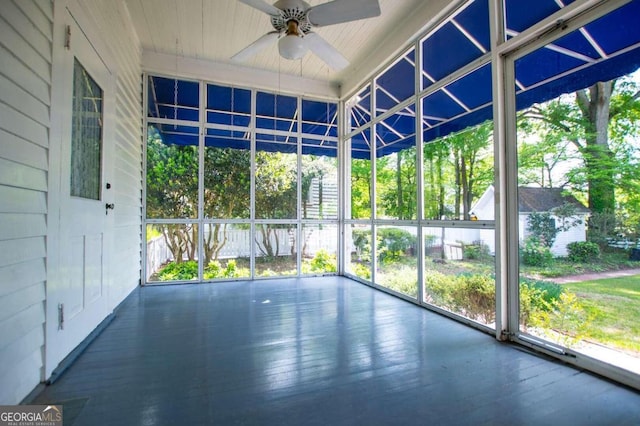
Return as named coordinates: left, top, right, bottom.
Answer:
left=396, top=153, right=404, bottom=219
left=576, top=82, right=616, bottom=213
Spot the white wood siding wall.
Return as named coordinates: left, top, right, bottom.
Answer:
left=0, top=0, right=53, bottom=405
left=0, top=0, right=142, bottom=404
left=74, top=0, right=144, bottom=309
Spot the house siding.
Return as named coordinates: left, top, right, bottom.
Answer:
left=0, top=0, right=142, bottom=404
left=0, top=0, right=52, bottom=404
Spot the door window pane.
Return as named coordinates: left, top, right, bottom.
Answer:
left=71, top=58, right=103, bottom=200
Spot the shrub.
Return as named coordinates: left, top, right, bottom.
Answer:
left=350, top=262, right=371, bottom=280
left=567, top=241, right=600, bottom=262
left=381, top=265, right=418, bottom=298
left=424, top=271, right=495, bottom=323
left=305, top=249, right=337, bottom=273
left=520, top=236, right=554, bottom=267
left=158, top=260, right=198, bottom=281
left=463, top=240, right=491, bottom=260
left=377, top=228, right=417, bottom=264
left=203, top=259, right=249, bottom=279
left=449, top=274, right=495, bottom=323
left=519, top=278, right=563, bottom=328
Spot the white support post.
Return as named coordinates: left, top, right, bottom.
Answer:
left=489, top=0, right=511, bottom=340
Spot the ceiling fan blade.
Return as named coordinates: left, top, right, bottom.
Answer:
left=238, top=0, right=281, bottom=16
left=307, top=0, right=381, bottom=27
left=305, top=32, right=349, bottom=70
left=231, top=31, right=281, bottom=63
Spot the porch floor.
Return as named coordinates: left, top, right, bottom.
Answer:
left=34, top=277, right=640, bottom=425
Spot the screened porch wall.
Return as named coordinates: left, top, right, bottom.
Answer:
left=144, top=78, right=340, bottom=282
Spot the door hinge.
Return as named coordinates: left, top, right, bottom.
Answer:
left=64, top=25, right=71, bottom=50
left=58, top=303, right=64, bottom=330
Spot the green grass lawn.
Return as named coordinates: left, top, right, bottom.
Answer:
left=564, top=274, right=640, bottom=353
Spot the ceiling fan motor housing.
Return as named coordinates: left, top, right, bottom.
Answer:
left=271, top=0, right=312, bottom=34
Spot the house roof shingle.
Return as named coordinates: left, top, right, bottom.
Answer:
left=518, top=187, right=590, bottom=214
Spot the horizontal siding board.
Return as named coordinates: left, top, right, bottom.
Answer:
left=0, top=158, right=47, bottom=191
left=0, top=44, right=49, bottom=104
left=0, top=350, right=42, bottom=404
left=1, top=1, right=52, bottom=62
left=0, top=213, right=46, bottom=241
left=35, top=0, right=53, bottom=22
left=14, top=0, right=53, bottom=42
left=0, top=129, right=48, bottom=170
left=0, top=298, right=45, bottom=346
left=0, top=237, right=46, bottom=268
left=0, top=15, right=50, bottom=82
left=0, top=74, right=49, bottom=127
left=0, top=282, right=44, bottom=325
left=0, top=186, right=46, bottom=214
left=0, top=102, right=48, bottom=148
left=0, top=327, right=43, bottom=383
left=0, top=259, right=46, bottom=298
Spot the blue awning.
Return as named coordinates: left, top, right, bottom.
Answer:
left=148, top=0, right=640, bottom=158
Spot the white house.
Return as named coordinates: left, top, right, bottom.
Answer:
left=472, top=186, right=590, bottom=256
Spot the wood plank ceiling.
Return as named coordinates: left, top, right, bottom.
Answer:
left=124, top=0, right=425, bottom=86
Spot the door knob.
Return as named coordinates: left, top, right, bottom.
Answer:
left=105, top=203, right=115, bottom=210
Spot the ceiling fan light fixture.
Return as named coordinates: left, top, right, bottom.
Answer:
left=278, top=33, right=306, bottom=60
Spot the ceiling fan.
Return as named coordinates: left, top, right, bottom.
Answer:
left=231, top=0, right=381, bottom=70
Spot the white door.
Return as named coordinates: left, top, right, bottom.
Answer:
left=47, top=10, right=115, bottom=372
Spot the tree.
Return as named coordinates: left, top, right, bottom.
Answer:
left=255, top=151, right=297, bottom=257
left=203, top=146, right=251, bottom=264
left=449, top=122, right=494, bottom=220
left=146, top=127, right=198, bottom=263
left=524, top=77, right=640, bottom=215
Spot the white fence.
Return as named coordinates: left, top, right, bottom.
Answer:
left=146, top=226, right=339, bottom=277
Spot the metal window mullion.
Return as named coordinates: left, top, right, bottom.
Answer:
left=142, top=73, right=149, bottom=285
left=496, top=0, right=625, bottom=58
left=297, top=96, right=302, bottom=277
left=338, top=99, right=347, bottom=275
left=250, top=88, right=257, bottom=279
left=414, top=37, right=425, bottom=304
left=490, top=0, right=510, bottom=340
left=370, top=76, right=377, bottom=284
left=198, top=80, right=205, bottom=283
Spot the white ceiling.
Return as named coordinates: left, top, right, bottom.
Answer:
left=124, top=0, right=430, bottom=91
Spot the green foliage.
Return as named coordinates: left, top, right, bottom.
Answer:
left=462, top=240, right=491, bottom=260
left=352, top=229, right=372, bottom=262
left=377, top=228, right=416, bottom=263
left=546, top=292, right=593, bottom=346
left=350, top=158, right=372, bottom=219
left=519, top=278, right=563, bottom=328
left=350, top=262, right=371, bottom=280
left=303, top=249, right=337, bottom=273
left=157, top=260, right=198, bottom=281
left=567, top=241, right=601, bottom=262
left=526, top=212, right=558, bottom=248
left=424, top=271, right=495, bottom=323
left=520, top=236, right=554, bottom=267
left=380, top=265, right=418, bottom=298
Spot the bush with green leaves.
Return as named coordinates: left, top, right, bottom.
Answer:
left=567, top=241, right=600, bottom=262
left=519, top=278, right=563, bottom=328
left=463, top=240, right=491, bottom=260
left=424, top=271, right=495, bottom=323
left=350, top=262, right=371, bottom=280
left=377, top=228, right=417, bottom=264
left=520, top=236, right=554, bottom=267
left=380, top=265, right=418, bottom=298
left=302, top=249, right=337, bottom=274
left=203, top=259, right=249, bottom=279
left=157, top=260, right=198, bottom=281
